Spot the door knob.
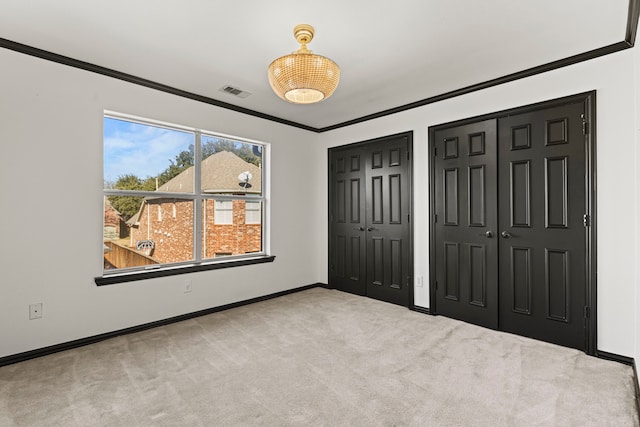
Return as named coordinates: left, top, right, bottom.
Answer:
left=484, top=231, right=494, bottom=238
left=501, top=231, right=512, bottom=238
left=367, top=227, right=376, bottom=232
left=353, top=226, right=365, bottom=231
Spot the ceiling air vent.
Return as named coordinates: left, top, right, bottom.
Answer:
left=219, top=85, right=252, bottom=99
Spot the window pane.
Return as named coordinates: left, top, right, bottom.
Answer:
left=200, top=135, right=263, bottom=196
left=104, top=198, right=195, bottom=270
left=202, top=199, right=262, bottom=259
left=214, top=200, right=233, bottom=224
left=104, top=117, right=195, bottom=193
left=245, top=201, right=262, bottom=225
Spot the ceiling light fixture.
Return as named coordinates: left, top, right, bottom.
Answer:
left=268, top=24, right=340, bottom=104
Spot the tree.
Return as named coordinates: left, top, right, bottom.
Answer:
left=107, top=174, right=148, bottom=220
left=157, top=146, right=194, bottom=186
left=202, top=139, right=261, bottom=167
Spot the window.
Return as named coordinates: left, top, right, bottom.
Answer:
left=245, top=201, right=262, bottom=225
left=214, top=200, right=233, bottom=225
left=102, top=113, right=267, bottom=278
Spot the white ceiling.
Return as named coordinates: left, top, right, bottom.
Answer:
left=0, top=0, right=631, bottom=129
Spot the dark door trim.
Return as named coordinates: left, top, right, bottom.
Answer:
left=328, top=131, right=414, bottom=308
left=429, top=91, right=597, bottom=355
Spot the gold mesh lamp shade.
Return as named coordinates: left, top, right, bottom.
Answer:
left=268, top=24, right=340, bottom=104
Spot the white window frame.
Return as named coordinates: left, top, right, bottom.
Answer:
left=101, top=111, right=270, bottom=279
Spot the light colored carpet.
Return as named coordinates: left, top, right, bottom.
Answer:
left=0, top=287, right=637, bottom=426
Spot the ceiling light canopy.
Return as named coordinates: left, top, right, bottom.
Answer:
left=268, top=24, right=340, bottom=104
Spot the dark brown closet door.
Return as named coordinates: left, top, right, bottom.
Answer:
left=497, top=100, right=587, bottom=350
left=431, top=94, right=593, bottom=352
left=329, top=133, right=412, bottom=306
left=364, top=136, right=411, bottom=306
left=433, top=119, right=499, bottom=328
left=329, top=146, right=367, bottom=296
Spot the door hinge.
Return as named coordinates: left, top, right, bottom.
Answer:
left=581, top=114, right=588, bottom=135
left=584, top=306, right=590, bottom=318
left=434, top=214, right=438, bottom=223
left=433, top=147, right=437, bottom=157
left=583, top=214, right=590, bottom=227
left=435, top=280, right=438, bottom=291
left=407, top=151, right=410, bottom=160
left=408, top=213, right=410, bottom=222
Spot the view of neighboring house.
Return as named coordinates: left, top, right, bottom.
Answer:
left=124, top=150, right=262, bottom=265
left=103, top=197, right=130, bottom=270
left=103, top=197, right=126, bottom=240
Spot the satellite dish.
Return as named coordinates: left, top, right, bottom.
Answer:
left=238, top=171, right=253, bottom=189
left=238, top=171, right=252, bottom=182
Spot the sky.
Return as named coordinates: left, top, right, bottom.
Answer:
left=103, top=117, right=194, bottom=184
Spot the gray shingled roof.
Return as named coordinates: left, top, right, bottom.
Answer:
left=157, top=150, right=262, bottom=194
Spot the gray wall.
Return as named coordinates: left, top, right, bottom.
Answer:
left=1, top=42, right=639, bottom=363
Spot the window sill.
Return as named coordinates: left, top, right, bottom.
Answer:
left=95, top=255, right=276, bottom=286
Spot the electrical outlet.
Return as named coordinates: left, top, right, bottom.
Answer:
left=184, top=281, right=193, bottom=293
left=416, top=276, right=423, bottom=287
left=29, top=303, right=43, bottom=320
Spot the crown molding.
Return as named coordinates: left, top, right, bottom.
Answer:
left=1, top=0, right=638, bottom=133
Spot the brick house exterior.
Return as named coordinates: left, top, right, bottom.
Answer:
left=127, top=151, right=262, bottom=264
left=203, top=199, right=262, bottom=257
left=103, top=197, right=126, bottom=240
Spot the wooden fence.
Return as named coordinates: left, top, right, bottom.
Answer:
left=103, top=241, right=157, bottom=270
